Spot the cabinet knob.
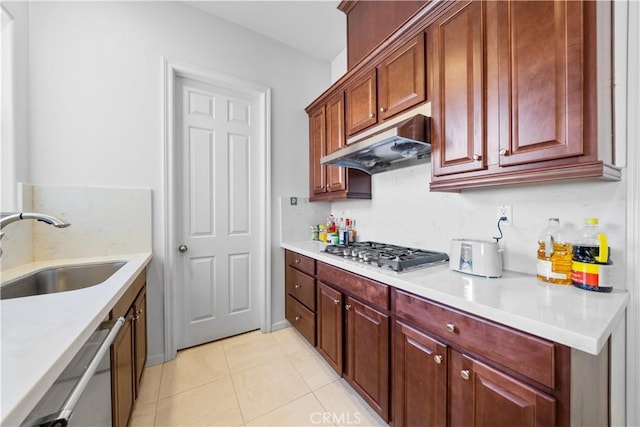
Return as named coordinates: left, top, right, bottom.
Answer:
left=472, top=154, right=482, bottom=161
left=295, top=315, right=301, bottom=321
left=333, top=299, right=340, bottom=305
left=368, top=113, right=375, bottom=119
left=446, top=323, right=456, bottom=333
left=294, top=259, right=301, bottom=264
left=345, top=304, right=352, bottom=311
left=499, top=148, right=509, bottom=156
left=460, top=369, right=471, bottom=381
left=294, top=284, right=301, bottom=289
left=379, top=107, right=386, bottom=113
left=434, top=354, right=443, bottom=364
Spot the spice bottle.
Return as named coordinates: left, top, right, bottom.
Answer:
left=536, top=218, right=572, bottom=284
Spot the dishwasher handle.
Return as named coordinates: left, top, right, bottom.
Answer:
left=49, top=316, right=125, bottom=427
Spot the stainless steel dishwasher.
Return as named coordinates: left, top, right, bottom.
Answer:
left=21, top=317, right=124, bottom=427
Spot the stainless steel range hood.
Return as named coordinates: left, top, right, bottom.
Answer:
left=321, top=105, right=431, bottom=174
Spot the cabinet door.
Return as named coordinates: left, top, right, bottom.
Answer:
left=133, top=287, right=147, bottom=396
left=430, top=1, right=486, bottom=176
left=345, top=69, right=377, bottom=136
left=393, top=321, right=447, bottom=427
left=325, top=94, right=347, bottom=192
left=112, top=311, right=135, bottom=427
left=345, top=297, right=390, bottom=421
left=316, top=282, right=343, bottom=374
left=449, top=350, right=556, bottom=427
left=309, top=106, right=327, bottom=195
left=377, top=33, right=425, bottom=120
left=496, top=1, right=585, bottom=167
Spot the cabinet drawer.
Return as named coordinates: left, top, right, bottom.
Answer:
left=286, top=295, right=316, bottom=346
left=286, top=250, right=315, bottom=276
left=285, top=266, right=316, bottom=311
left=317, top=262, right=389, bottom=310
left=393, top=289, right=555, bottom=388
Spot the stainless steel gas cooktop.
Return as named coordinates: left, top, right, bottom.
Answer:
left=324, top=241, right=449, bottom=273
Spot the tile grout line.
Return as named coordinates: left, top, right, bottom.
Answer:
left=222, top=337, right=248, bottom=427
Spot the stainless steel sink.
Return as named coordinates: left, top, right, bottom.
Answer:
left=0, top=262, right=126, bottom=300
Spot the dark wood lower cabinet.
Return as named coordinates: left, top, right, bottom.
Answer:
left=111, top=271, right=147, bottom=427
left=449, top=350, right=556, bottom=427
left=393, top=320, right=447, bottom=427
left=345, top=297, right=390, bottom=422
left=112, top=310, right=135, bottom=427
left=316, top=282, right=343, bottom=374
left=133, top=287, right=147, bottom=398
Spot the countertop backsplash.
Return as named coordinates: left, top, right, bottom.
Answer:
left=1, top=184, right=152, bottom=272
left=331, top=163, right=627, bottom=290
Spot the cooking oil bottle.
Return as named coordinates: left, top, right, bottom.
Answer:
left=536, top=218, right=573, bottom=284
left=572, top=218, right=613, bottom=292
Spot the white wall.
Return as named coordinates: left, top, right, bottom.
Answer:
left=1, top=1, right=29, bottom=212
left=25, top=1, right=330, bottom=364
left=333, top=166, right=627, bottom=287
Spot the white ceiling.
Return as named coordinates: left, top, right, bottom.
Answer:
left=185, top=1, right=346, bottom=62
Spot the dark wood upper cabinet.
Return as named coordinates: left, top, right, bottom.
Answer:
left=339, top=0, right=427, bottom=69
left=345, top=70, right=377, bottom=136
left=430, top=1, right=486, bottom=177
left=309, top=106, right=327, bottom=196
left=308, top=95, right=371, bottom=201
left=429, top=0, right=619, bottom=191
left=377, top=33, right=426, bottom=121
left=345, top=34, right=426, bottom=137
left=496, top=0, right=585, bottom=166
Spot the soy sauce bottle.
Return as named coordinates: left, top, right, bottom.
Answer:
left=571, top=218, right=613, bottom=292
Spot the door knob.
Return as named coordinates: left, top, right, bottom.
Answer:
left=178, top=245, right=188, bottom=253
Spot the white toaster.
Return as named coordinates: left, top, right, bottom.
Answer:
left=449, top=239, right=503, bottom=278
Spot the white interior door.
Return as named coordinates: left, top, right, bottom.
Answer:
left=175, top=76, right=262, bottom=350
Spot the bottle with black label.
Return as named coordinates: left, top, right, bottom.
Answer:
left=571, top=218, right=613, bottom=292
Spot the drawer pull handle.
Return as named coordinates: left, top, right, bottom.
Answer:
left=446, top=323, right=456, bottom=333
left=295, top=315, right=301, bottom=321
left=333, top=299, right=340, bottom=305
left=345, top=304, right=352, bottom=311
left=294, top=284, right=301, bottom=289
left=460, top=369, right=471, bottom=381
left=433, top=354, right=443, bottom=364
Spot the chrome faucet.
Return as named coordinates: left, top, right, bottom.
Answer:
left=0, top=212, right=71, bottom=257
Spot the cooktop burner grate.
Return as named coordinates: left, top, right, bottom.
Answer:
left=324, top=241, right=449, bottom=272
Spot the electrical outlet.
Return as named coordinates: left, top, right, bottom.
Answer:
left=497, top=205, right=513, bottom=226
left=290, top=197, right=298, bottom=206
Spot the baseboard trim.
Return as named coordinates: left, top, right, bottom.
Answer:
left=271, top=320, right=291, bottom=332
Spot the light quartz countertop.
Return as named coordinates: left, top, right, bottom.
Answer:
left=0, top=252, right=152, bottom=426
left=282, top=241, right=629, bottom=356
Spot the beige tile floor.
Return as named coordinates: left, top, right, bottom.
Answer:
left=130, top=327, right=388, bottom=427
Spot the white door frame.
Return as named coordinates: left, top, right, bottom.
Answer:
left=162, top=58, right=271, bottom=361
